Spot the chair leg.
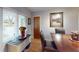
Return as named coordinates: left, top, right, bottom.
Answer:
left=42, top=48, right=44, bottom=52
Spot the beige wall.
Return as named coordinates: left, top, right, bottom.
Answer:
left=0, top=7, right=32, bottom=52
left=0, top=8, right=4, bottom=51
left=32, top=7, right=79, bottom=41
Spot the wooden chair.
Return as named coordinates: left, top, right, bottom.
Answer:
left=40, top=31, right=58, bottom=52
left=55, top=28, right=65, bottom=34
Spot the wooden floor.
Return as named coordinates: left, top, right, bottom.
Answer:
left=25, top=38, right=42, bottom=52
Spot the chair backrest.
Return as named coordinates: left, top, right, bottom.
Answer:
left=55, top=28, right=65, bottom=34
left=40, top=31, right=46, bottom=48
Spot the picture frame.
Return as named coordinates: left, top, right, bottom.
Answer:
left=28, top=18, right=31, bottom=25
left=50, top=12, right=63, bottom=27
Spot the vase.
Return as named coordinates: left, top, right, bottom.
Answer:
left=19, top=27, right=26, bottom=39
left=71, top=33, right=79, bottom=41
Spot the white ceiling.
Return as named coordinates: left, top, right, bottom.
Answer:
left=27, top=7, right=53, bottom=12
left=13, top=7, right=79, bottom=13
left=27, top=7, right=79, bottom=12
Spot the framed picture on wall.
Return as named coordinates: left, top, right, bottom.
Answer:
left=50, top=12, right=63, bottom=27
left=28, top=18, right=31, bottom=25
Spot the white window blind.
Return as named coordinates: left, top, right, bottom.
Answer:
left=3, top=9, right=18, bottom=43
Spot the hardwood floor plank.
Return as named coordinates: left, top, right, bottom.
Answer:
left=25, top=39, right=42, bottom=52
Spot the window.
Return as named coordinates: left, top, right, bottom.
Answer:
left=18, top=15, right=26, bottom=35
left=3, top=9, right=27, bottom=43
left=18, top=15, right=26, bottom=27
left=3, top=10, right=18, bottom=43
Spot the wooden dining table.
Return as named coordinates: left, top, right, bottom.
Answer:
left=51, top=33, right=79, bottom=52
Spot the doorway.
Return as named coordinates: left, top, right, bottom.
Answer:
left=34, top=16, right=40, bottom=39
